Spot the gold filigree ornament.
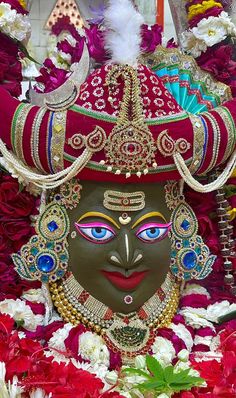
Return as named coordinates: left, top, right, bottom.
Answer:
left=165, top=182, right=216, bottom=281
left=104, top=65, right=157, bottom=178
left=52, top=179, right=82, bottom=210
left=156, top=130, right=191, bottom=157
left=12, top=200, right=70, bottom=284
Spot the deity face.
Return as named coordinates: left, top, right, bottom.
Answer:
left=68, top=181, right=171, bottom=313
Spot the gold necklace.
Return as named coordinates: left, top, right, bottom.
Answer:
left=50, top=273, right=180, bottom=360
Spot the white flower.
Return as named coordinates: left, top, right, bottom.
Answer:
left=151, top=337, right=175, bottom=366
left=182, top=284, right=210, bottom=298
left=120, top=393, right=132, bottom=398
left=30, top=389, right=52, bottom=398
left=0, top=362, right=6, bottom=382
left=0, top=299, right=43, bottom=331
left=206, top=301, right=236, bottom=323
left=79, top=332, right=110, bottom=366
left=7, top=376, right=23, bottom=398
left=179, top=307, right=215, bottom=330
left=194, top=335, right=213, bottom=347
left=46, top=323, right=73, bottom=364
left=134, top=355, right=146, bottom=370
left=157, top=394, right=171, bottom=398
left=22, top=289, right=47, bottom=304
left=58, top=31, right=76, bottom=46
left=171, top=323, right=193, bottom=351
left=218, top=11, right=236, bottom=36
left=180, top=30, right=207, bottom=58
left=178, top=349, right=189, bottom=362
left=105, top=370, right=118, bottom=385
left=0, top=3, right=16, bottom=27
left=192, top=16, right=228, bottom=47
left=9, top=13, right=31, bottom=42
left=58, top=50, right=72, bottom=63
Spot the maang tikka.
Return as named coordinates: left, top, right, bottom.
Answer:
left=165, top=181, right=216, bottom=281
left=13, top=179, right=82, bottom=283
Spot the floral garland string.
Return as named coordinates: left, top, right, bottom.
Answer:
left=0, top=0, right=31, bottom=97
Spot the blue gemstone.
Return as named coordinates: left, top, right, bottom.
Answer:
left=47, top=221, right=58, bottom=232
left=183, top=251, right=197, bottom=270
left=37, top=255, right=55, bottom=273
left=181, top=220, right=190, bottom=231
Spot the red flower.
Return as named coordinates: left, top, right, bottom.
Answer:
left=141, top=24, right=162, bottom=53
left=64, top=324, right=86, bottom=360
left=192, top=359, right=222, bottom=388
left=0, top=313, right=14, bottom=334
left=0, top=176, right=36, bottom=218
left=0, top=219, right=34, bottom=251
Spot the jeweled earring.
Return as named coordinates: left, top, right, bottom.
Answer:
left=165, top=181, right=216, bottom=281
left=13, top=179, right=82, bottom=283
left=12, top=201, right=70, bottom=283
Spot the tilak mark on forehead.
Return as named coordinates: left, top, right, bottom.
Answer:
left=103, top=190, right=145, bottom=212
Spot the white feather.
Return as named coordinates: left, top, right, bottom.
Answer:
left=104, top=0, right=144, bottom=66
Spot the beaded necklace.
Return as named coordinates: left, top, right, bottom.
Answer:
left=50, top=272, right=180, bottom=361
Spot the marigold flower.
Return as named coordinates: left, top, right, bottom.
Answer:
left=188, top=1, right=222, bottom=21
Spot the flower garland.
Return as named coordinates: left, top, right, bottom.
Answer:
left=0, top=0, right=30, bottom=42
left=0, top=171, right=235, bottom=397
left=180, top=0, right=236, bottom=96
left=0, top=1, right=31, bottom=97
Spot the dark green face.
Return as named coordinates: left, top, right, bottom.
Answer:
left=68, top=181, right=171, bottom=313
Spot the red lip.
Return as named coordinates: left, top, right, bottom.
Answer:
left=102, top=270, right=149, bottom=291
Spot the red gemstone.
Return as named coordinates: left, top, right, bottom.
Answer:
left=127, top=144, right=135, bottom=153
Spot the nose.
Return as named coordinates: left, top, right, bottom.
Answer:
left=108, top=233, right=143, bottom=270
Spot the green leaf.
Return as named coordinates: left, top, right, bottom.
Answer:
left=163, top=365, right=174, bottom=383
left=122, top=368, right=151, bottom=380
left=146, top=355, right=164, bottom=379
left=18, top=41, right=41, bottom=65
left=136, top=379, right=166, bottom=391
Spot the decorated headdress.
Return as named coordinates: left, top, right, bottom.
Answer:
left=0, top=0, right=235, bottom=193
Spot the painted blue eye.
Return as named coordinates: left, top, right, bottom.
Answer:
left=76, top=225, right=115, bottom=243
left=137, top=227, right=169, bottom=243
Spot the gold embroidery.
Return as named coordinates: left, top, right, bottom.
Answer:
left=103, top=190, right=145, bottom=212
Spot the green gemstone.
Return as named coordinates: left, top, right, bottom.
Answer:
left=183, top=239, right=190, bottom=248
left=46, top=242, right=54, bottom=250
left=60, top=254, right=68, bottom=261
left=29, top=266, right=36, bottom=272
left=41, top=275, right=49, bottom=283
left=31, top=247, right=38, bottom=256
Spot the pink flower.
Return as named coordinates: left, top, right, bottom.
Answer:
left=36, top=60, right=70, bottom=93
left=180, top=294, right=210, bottom=309
left=64, top=324, right=87, bottom=360
left=57, top=36, right=86, bottom=64
left=85, top=24, right=108, bottom=64
left=141, top=24, right=162, bottom=54
left=166, top=38, right=178, bottom=48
